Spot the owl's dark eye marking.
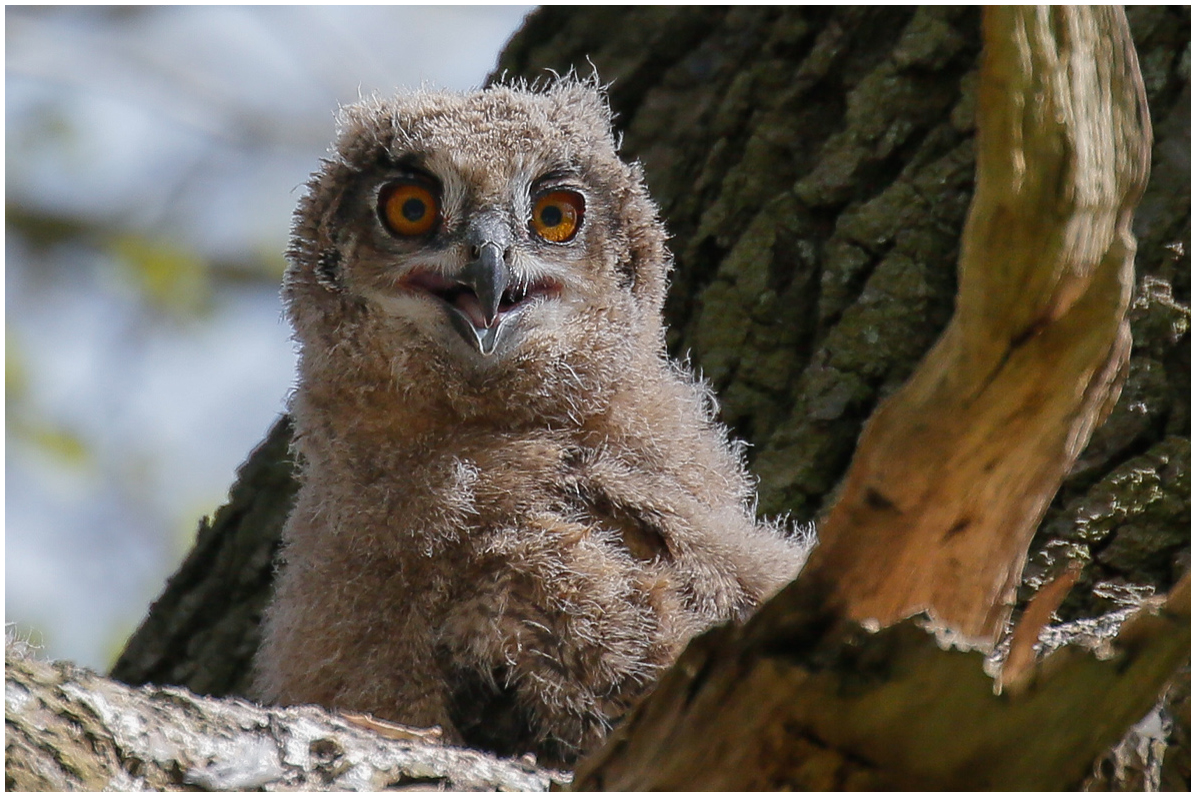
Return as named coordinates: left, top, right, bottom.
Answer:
left=380, top=181, right=439, bottom=237
left=531, top=190, right=584, bottom=243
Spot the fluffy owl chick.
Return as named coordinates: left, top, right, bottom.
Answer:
left=254, top=80, right=808, bottom=765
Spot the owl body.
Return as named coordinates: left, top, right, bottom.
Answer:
left=255, top=81, right=807, bottom=764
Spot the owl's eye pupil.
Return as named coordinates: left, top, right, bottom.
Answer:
left=402, top=198, right=426, bottom=221
left=539, top=205, right=563, bottom=228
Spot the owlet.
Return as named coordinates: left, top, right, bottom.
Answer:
left=254, top=79, right=808, bottom=766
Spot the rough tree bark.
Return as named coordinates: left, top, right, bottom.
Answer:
left=19, top=4, right=1182, bottom=791
left=807, top=3, right=1150, bottom=642
left=570, top=7, right=1188, bottom=788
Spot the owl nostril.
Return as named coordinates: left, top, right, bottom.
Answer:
left=469, top=242, right=509, bottom=260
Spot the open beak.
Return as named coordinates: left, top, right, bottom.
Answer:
left=448, top=242, right=510, bottom=355
left=397, top=243, right=562, bottom=358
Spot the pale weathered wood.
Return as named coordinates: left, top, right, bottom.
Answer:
left=804, top=5, right=1153, bottom=643
left=5, top=645, right=567, bottom=792
left=572, top=574, right=1189, bottom=791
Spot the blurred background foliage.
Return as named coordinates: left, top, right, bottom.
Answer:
left=5, top=5, right=532, bottom=669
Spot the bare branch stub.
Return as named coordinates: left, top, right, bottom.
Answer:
left=803, top=5, right=1153, bottom=643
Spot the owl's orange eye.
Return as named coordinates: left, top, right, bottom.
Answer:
left=530, top=190, right=584, bottom=243
left=380, top=182, right=439, bottom=237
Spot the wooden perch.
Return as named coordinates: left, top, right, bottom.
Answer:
left=5, top=646, right=567, bottom=792
left=805, top=5, right=1153, bottom=643
left=572, top=7, right=1183, bottom=790
left=573, top=574, right=1189, bottom=790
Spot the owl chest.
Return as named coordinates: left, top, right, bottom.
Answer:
left=318, top=440, right=686, bottom=760
left=388, top=445, right=670, bottom=570
left=335, top=434, right=678, bottom=622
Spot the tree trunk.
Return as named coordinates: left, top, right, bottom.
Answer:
left=104, top=4, right=1189, bottom=789
left=111, top=415, right=296, bottom=698
left=569, top=10, right=1189, bottom=787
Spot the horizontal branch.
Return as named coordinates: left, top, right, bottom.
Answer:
left=6, top=647, right=567, bottom=792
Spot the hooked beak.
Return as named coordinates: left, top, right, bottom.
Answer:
left=395, top=235, right=563, bottom=357
left=447, top=242, right=510, bottom=356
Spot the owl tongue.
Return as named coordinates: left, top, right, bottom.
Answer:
left=451, top=290, right=492, bottom=330
left=399, top=270, right=496, bottom=330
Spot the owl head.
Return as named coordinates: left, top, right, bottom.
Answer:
left=284, top=80, right=671, bottom=418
